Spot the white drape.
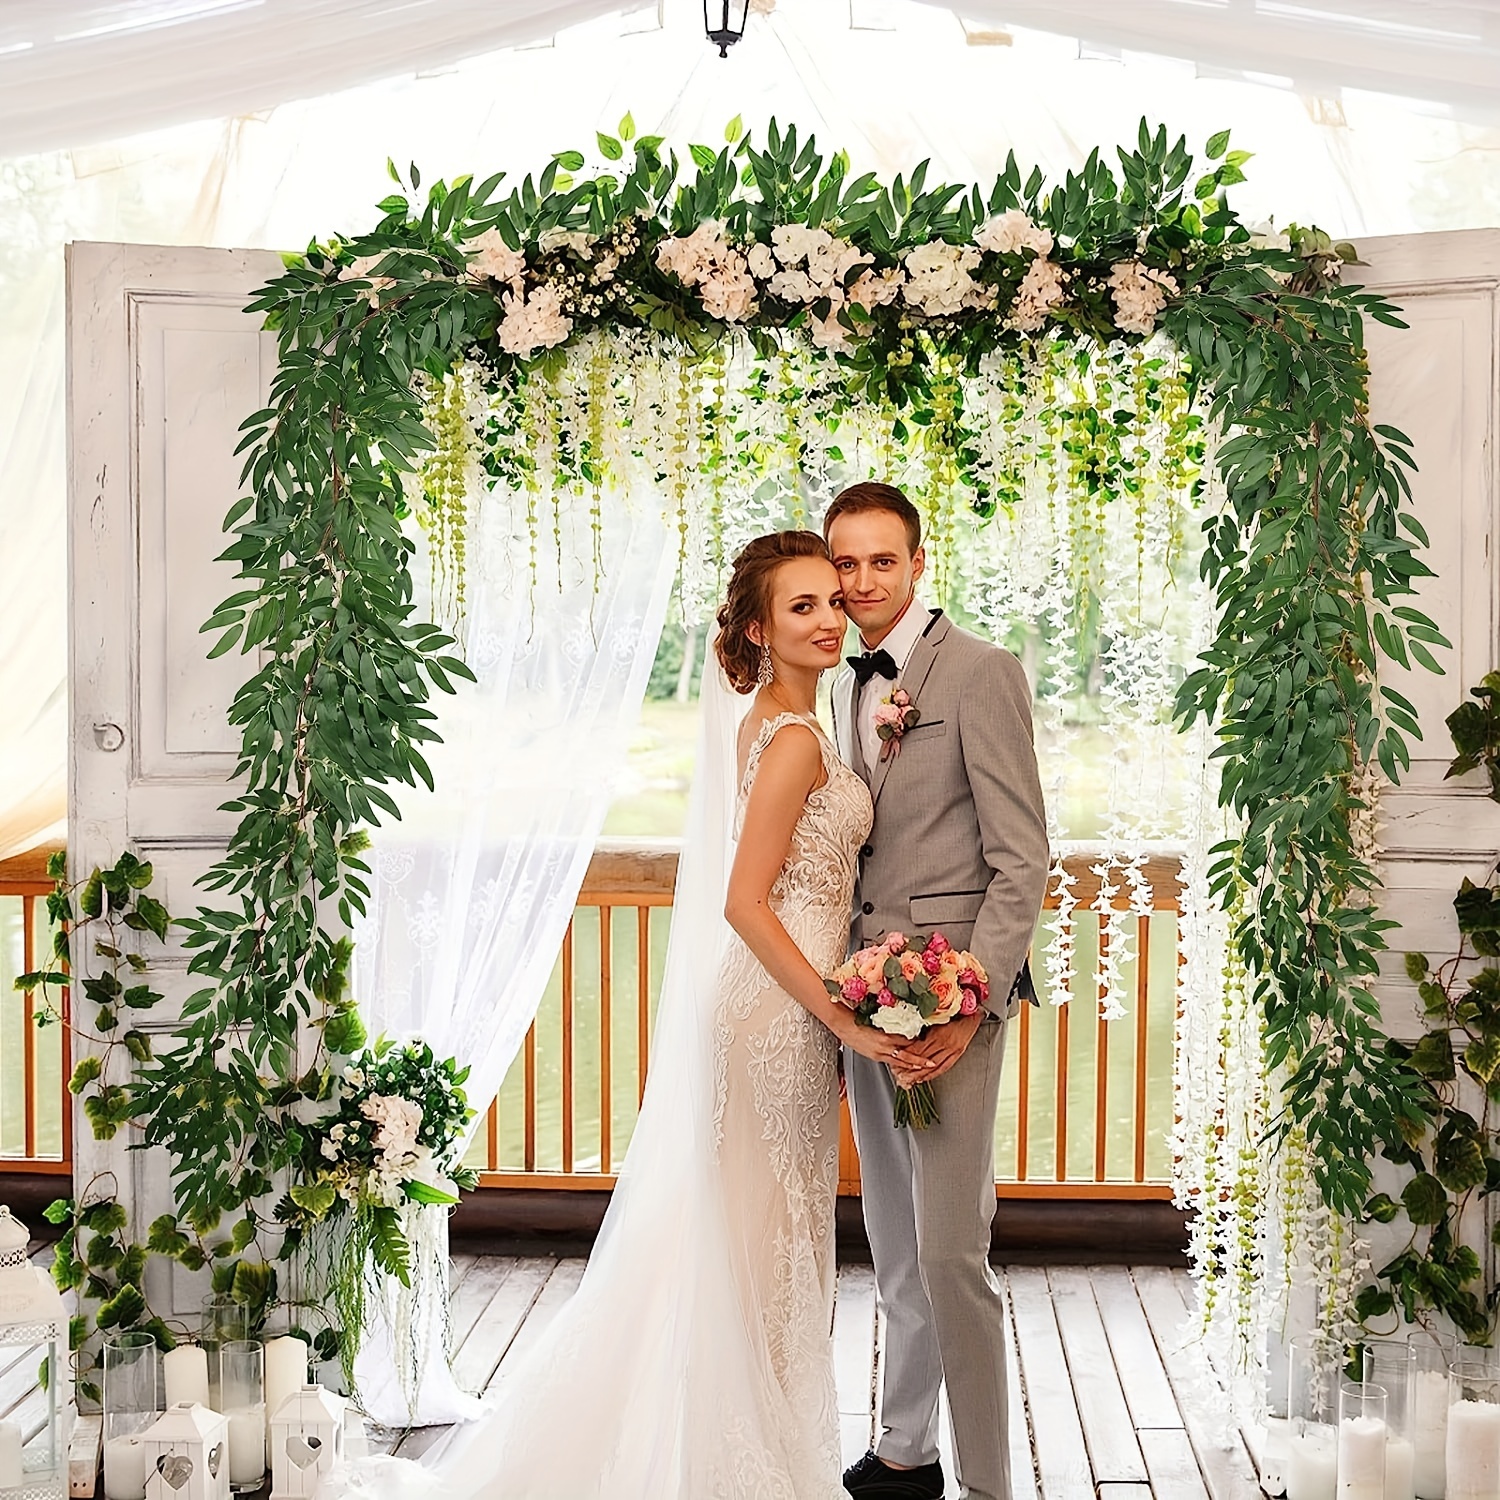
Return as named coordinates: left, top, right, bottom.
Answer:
left=347, top=486, right=674, bottom=1424
left=1, top=0, right=1496, bottom=160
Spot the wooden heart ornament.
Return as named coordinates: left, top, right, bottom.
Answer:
left=286, top=1436, right=323, bottom=1470
left=207, top=1444, right=223, bottom=1480
left=155, top=1456, right=193, bottom=1490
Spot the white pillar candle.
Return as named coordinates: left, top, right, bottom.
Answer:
left=1448, top=1400, right=1500, bottom=1500
left=1341, top=1415, right=1389, bottom=1499
left=227, top=1406, right=266, bottom=1486
left=1414, top=1370, right=1449, bottom=1498
left=103, top=1436, right=148, bottom=1500
left=0, top=1420, right=23, bottom=1491
left=162, top=1345, right=211, bottom=1409
left=1261, top=1414, right=1290, bottom=1497
left=1386, top=1437, right=1416, bottom=1500
left=262, top=1337, right=308, bottom=1458
left=1290, top=1421, right=1340, bottom=1500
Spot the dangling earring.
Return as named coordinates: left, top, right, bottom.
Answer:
left=756, top=642, right=774, bottom=688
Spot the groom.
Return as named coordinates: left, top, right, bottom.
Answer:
left=827, top=483, right=1048, bottom=1500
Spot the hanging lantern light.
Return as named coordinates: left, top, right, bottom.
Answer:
left=704, top=0, right=751, bottom=56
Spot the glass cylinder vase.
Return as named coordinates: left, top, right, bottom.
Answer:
left=200, top=1296, right=249, bottom=1413
left=1339, top=1381, right=1388, bottom=1500
left=1289, top=1337, right=1340, bottom=1500
left=220, top=1339, right=266, bottom=1492
left=1364, top=1341, right=1416, bottom=1500
left=1448, top=1362, right=1500, bottom=1500
left=101, top=1333, right=159, bottom=1500
left=1411, top=1332, right=1457, bottom=1500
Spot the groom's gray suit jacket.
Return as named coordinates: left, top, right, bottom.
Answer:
left=830, top=610, right=1049, bottom=1018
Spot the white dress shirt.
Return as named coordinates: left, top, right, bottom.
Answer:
left=857, top=597, right=930, bottom=772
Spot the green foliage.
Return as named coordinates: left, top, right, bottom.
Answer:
left=1363, top=685, right=1500, bottom=1341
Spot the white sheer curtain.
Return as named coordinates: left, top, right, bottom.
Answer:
left=347, top=485, right=675, bottom=1423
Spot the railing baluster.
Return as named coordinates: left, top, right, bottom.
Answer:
left=1055, top=986, right=1070, bottom=1183
left=599, top=905, right=613, bottom=1175
left=1094, top=926, right=1109, bottom=1183
left=486, top=1096, right=499, bottom=1174
left=23, top=894, right=36, bottom=1161
left=1016, top=996, right=1031, bottom=1182
left=561, top=916, right=575, bottom=1174
left=1134, top=917, right=1152, bottom=1184
left=523, top=1020, right=537, bottom=1172
left=637, top=907, right=650, bottom=1108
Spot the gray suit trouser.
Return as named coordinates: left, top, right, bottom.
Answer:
left=846, top=1020, right=1011, bottom=1500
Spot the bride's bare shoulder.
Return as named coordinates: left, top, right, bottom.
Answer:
left=736, top=709, right=822, bottom=790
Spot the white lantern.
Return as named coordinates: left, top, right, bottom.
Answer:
left=0, top=1205, right=72, bottom=1499
left=268, top=1385, right=344, bottom=1500
left=139, top=1404, right=229, bottom=1500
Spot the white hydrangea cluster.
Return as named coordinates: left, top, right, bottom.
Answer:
left=974, top=208, right=1053, bottom=259
left=1107, top=259, right=1179, bottom=336
left=900, top=240, right=985, bottom=317
left=654, top=221, right=758, bottom=323
left=498, top=282, right=574, bottom=357
left=756, top=224, right=887, bottom=353
left=1008, top=257, right=1067, bottom=332
left=461, top=227, right=526, bottom=288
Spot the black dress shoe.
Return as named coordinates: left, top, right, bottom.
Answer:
left=842, top=1448, right=946, bottom=1499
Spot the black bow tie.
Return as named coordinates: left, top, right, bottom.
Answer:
left=848, top=648, right=898, bottom=686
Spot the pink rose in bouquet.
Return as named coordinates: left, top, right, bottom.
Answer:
left=826, top=931, right=990, bottom=1128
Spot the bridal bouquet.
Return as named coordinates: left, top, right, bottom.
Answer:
left=827, top=931, right=989, bottom=1128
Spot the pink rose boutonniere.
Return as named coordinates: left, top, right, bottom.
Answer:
left=873, top=688, right=920, bottom=760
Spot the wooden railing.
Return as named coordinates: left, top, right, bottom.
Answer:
left=0, top=844, right=70, bottom=1175
left=471, top=842, right=1182, bottom=1201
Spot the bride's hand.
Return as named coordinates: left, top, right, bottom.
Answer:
left=835, top=1015, right=919, bottom=1070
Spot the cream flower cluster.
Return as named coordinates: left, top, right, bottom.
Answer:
left=461, top=227, right=526, bottom=287
left=762, top=224, right=887, bottom=353
left=974, top=208, right=1054, bottom=259
left=900, top=240, right=989, bottom=318
left=1009, top=257, right=1068, bottom=332
left=655, top=221, right=758, bottom=323
left=498, top=282, right=574, bottom=357
left=1107, top=259, right=1179, bottom=336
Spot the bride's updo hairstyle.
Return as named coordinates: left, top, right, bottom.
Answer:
left=715, top=530, right=831, bottom=693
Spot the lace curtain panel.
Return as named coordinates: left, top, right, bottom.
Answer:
left=347, top=486, right=675, bottom=1425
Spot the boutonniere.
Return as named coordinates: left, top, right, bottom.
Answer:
left=874, top=688, right=920, bottom=759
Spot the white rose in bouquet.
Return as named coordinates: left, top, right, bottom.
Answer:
left=869, top=1003, right=926, bottom=1039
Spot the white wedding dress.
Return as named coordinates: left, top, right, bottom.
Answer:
left=329, top=679, right=873, bottom=1500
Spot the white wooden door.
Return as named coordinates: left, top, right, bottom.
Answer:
left=67, top=241, right=281, bottom=1316
left=1356, top=229, right=1500, bottom=1022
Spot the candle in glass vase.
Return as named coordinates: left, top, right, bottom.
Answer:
left=1262, top=1414, right=1291, bottom=1497
left=1386, top=1436, right=1416, bottom=1500
left=1340, top=1417, right=1389, bottom=1500
left=1290, top=1422, right=1340, bottom=1500
left=162, top=1344, right=210, bottom=1409
left=227, top=1405, right=266, bottom=1486
left=1448, top=1401, right=1500, bottom=1500
left=102, top=1435, right=148, bottom=1500
left=1413, top=1367, right=1450, bottom=1498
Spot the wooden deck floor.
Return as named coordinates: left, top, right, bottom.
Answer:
left=365, top=1255, right=1266, bottom=1499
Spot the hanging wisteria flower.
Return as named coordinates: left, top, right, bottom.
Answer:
left=901, top=240, right=983, bottom=317
left=461, top=226, right=526, bottom=286
left=338, top=254, right=396, bottom=308
left=498, top=282, right=574, bottom=357
left=1107, top=259, right=1179, bottom=336
left=974, top=208, right=1054, bottom=258
left=1008, top=256, right=1068, bottom=331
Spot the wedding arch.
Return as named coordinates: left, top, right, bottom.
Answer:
left=35, top=116, right=1449, bottom=1410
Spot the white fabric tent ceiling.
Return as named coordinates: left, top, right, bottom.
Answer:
left=0, top=0, right=1497, bottom=160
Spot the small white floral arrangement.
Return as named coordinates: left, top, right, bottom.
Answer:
left=315, top=1039, right=479, bottom=1217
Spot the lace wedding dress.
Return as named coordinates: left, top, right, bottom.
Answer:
left=330, top=695, right=872, bottom=1500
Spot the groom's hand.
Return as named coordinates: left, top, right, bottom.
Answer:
left=893, top=1011, right=984, bottom=1086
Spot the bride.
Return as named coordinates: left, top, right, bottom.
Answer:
left=344, top=529, right=918, bottom=1499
